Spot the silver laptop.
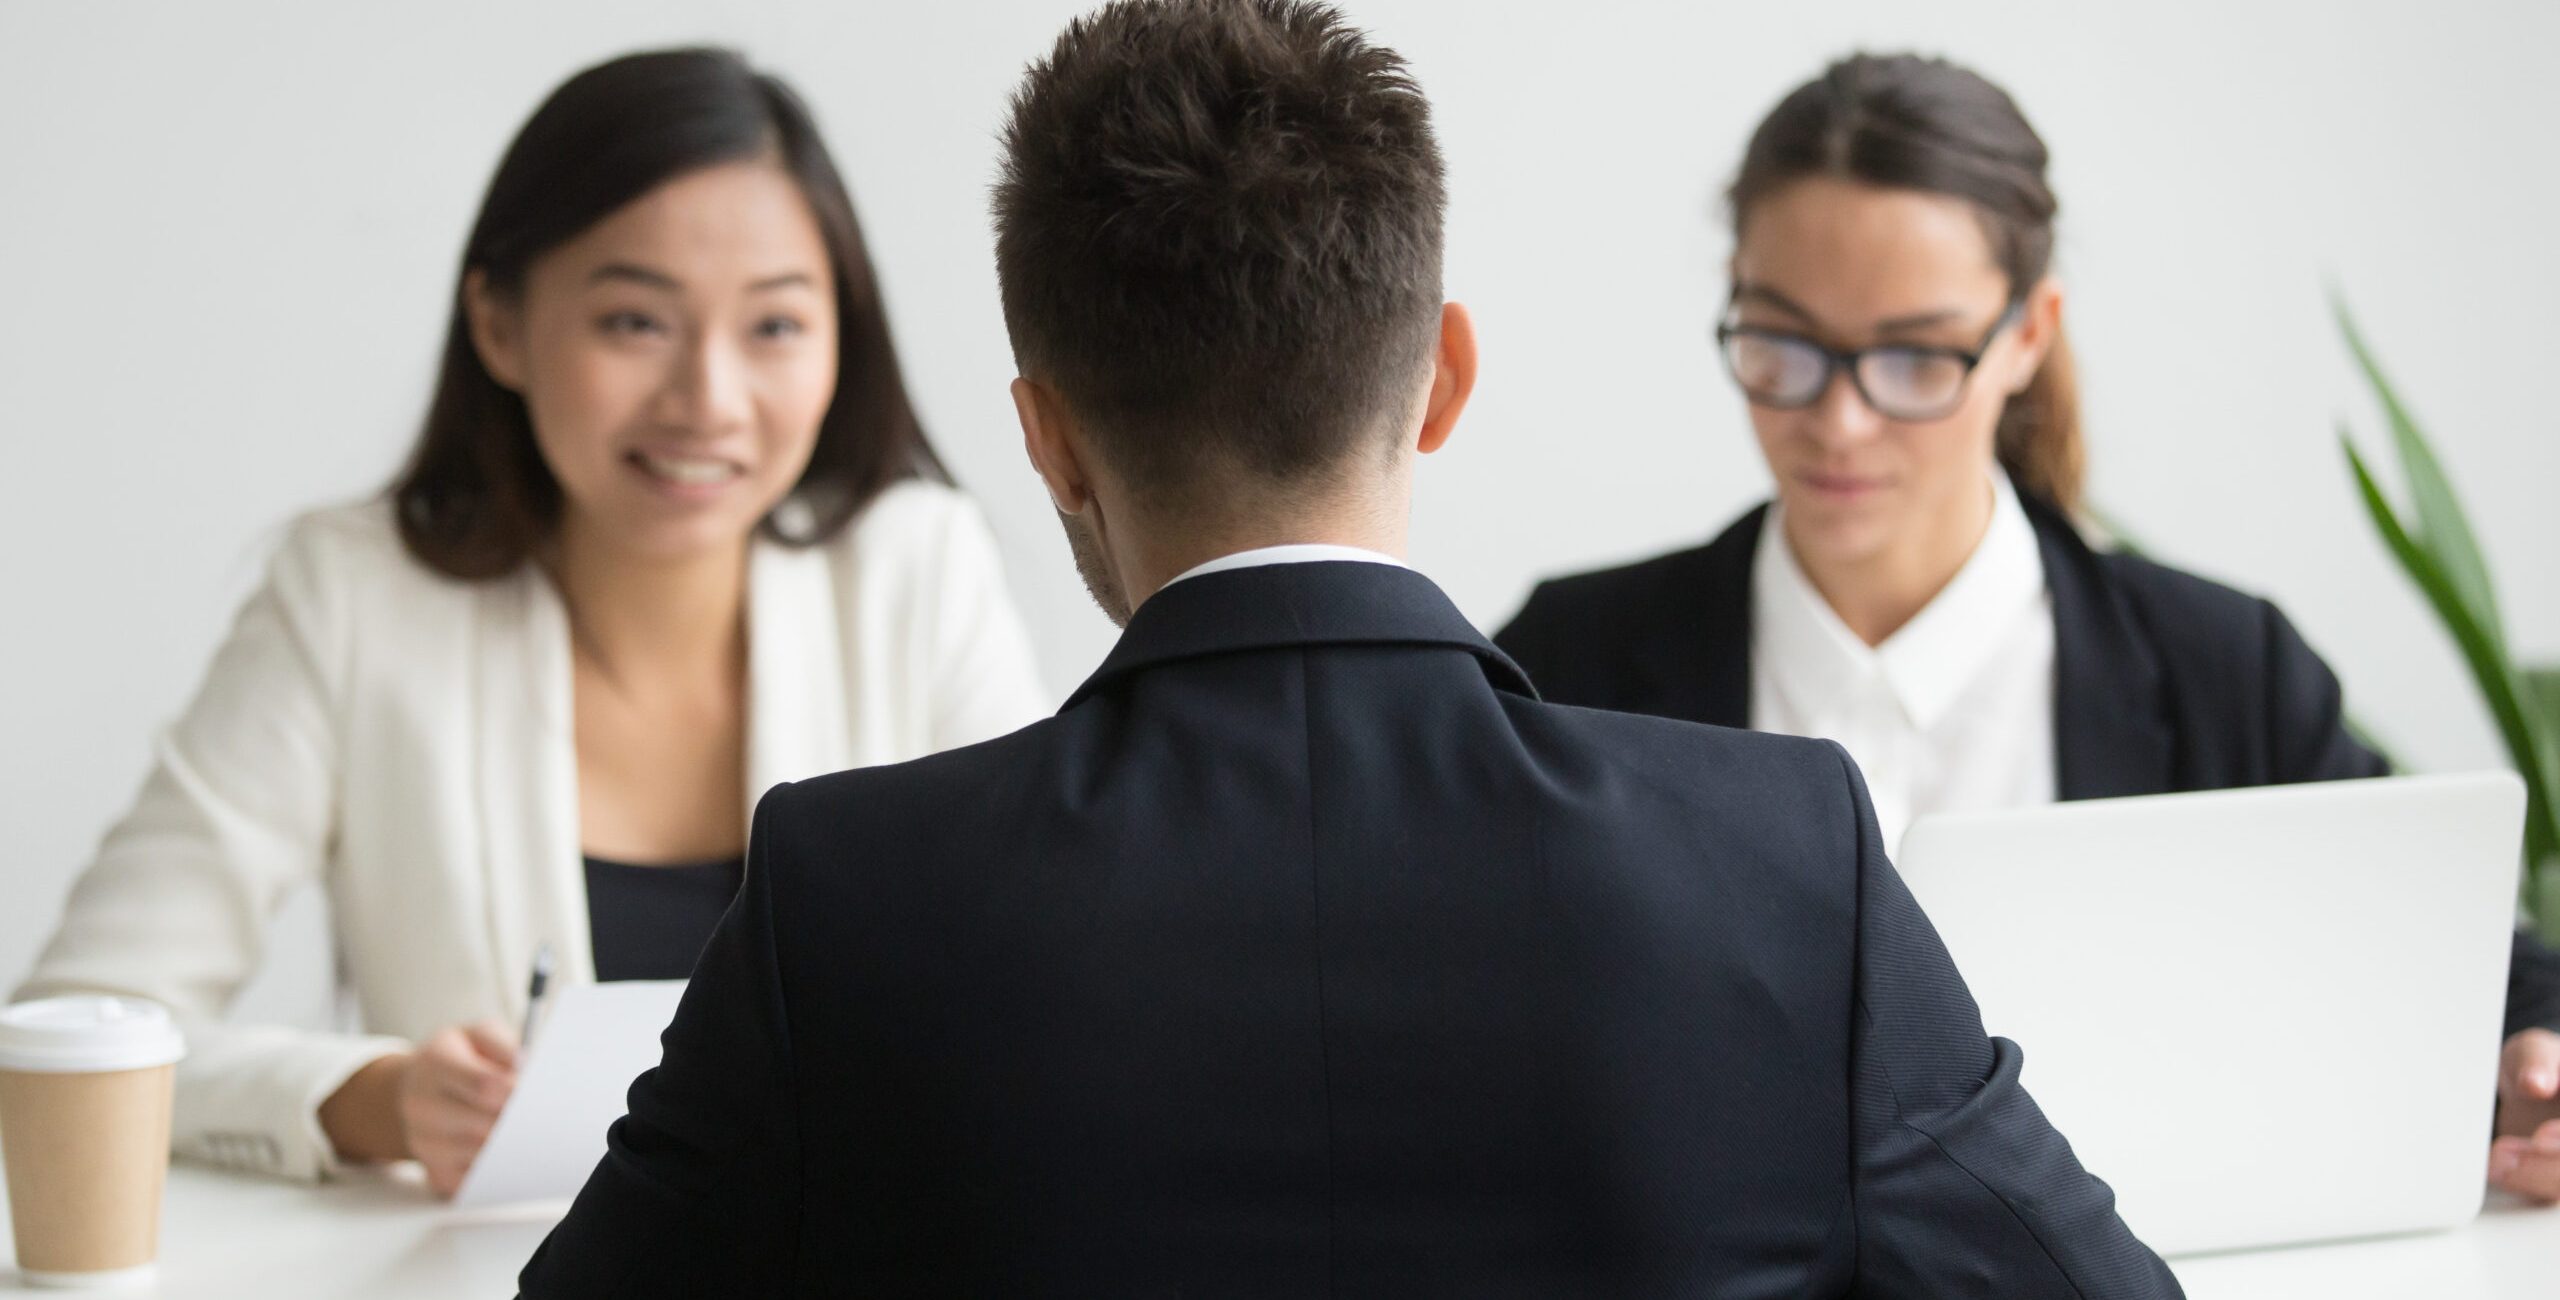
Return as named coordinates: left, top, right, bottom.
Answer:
left=1895, top=772, right=2525, bottom=1257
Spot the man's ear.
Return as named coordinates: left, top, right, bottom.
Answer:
left=2008, top=276, right=2065, bottom=394
left=1013, top=377, right=1094, bottom=514
left=464, top=269, right=528, bottom=393
left=1415, top=302, right=1478, bottom=456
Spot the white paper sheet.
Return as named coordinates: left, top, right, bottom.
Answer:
left=452, top=979, right=686, bottom=1209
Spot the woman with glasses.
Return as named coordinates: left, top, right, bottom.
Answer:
left=1493, top=51, right=2560, bottom=1203
left=16, top=49, right=1049, bottom=1195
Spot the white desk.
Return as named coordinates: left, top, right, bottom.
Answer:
left=0, top=1164, right=558, bottom=1299
left=1, top=1162, right=2554, bottom=1296
left=2166, top=1195, right=2560, bottom=1299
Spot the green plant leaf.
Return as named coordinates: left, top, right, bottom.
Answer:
left=2335, top=308, right=2560, bottom=931
left=2525, top=667, right=2560, bottom=729
left=2342, top=431, right=2560, bottom=873
left=2527, top=666, right=2560, bottom=803
left=2529, top=666, right=2560, bottom=929
left=2335, top=298, right=2510, bottom=654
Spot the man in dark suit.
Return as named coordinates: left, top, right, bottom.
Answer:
left=516, top=1, right=2181, bottom=1294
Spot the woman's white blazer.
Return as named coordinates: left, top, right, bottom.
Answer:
left=15, top=478, right=1052, bottom=1181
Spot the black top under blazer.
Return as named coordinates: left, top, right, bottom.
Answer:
left=518, top=561, right=2179, bottom=1298
left=1493, top=496, right=2560, bottom=1039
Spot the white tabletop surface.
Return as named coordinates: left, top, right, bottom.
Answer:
left=0, top=1160, right=2554, bottom=1296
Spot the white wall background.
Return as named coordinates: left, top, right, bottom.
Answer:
left=3, top=0, right=2553, bottom=1023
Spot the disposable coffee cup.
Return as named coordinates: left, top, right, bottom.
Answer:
left=0, top=997, right=185, bottom=1290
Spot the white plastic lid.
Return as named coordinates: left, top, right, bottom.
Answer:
left=0, top=997, right=186, bottom=1074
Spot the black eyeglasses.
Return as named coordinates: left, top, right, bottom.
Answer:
left=1713, top=299, right=2023, bottom=422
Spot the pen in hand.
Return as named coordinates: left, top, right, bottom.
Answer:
left=520, top=943, right=554, bottom=1052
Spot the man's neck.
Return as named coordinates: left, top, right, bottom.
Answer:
left=1120, top=500, right=1409, bottom=613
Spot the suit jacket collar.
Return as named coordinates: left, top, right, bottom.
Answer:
left=1062, top=560, right=1537, bottom=711
left=1674, top=496, right=2173, bottom=798
left=744, top=535, right=853, bottom=810
left=1651, top=508, right=1762, bottom=731
left=2026, top=495, right=2176, bottom=799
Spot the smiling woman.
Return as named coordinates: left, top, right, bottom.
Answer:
left=394, top=47, right=935, bottom=578
left=14, top=48, right=1050, bottom=1194
left=462, top=167, right=845, bottom=566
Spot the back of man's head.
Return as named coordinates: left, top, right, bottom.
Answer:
left=995, top=0, right=1447, bottom=512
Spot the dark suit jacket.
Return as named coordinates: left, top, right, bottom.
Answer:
left=518, top=561, right=2179, bottom=1298
left=1494, top=498, right=2560, bottom=1037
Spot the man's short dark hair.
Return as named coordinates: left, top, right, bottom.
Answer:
left=995, top=0, right=1446, bottom=501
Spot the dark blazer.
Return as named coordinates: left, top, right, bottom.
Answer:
left=519, top=561, right=2179, bottom=1298
left=1494, top=497, right=2560, bottom=1037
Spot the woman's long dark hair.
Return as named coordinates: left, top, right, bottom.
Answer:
left=1730, top=53, right=2083, bottom=513
left=390, top=47, right=946, bottom=579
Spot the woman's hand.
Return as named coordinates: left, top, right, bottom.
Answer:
left=319, top=1020, right=520, bottom=1197
left=2491, top=1027, right=2560, bottom=1203
left=400, top=1021, right=521, bottom=1196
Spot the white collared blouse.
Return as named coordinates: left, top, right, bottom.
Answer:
left=1749, top=472, right=2057, bottom=851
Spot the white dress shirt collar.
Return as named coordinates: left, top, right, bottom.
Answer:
left=1161, top=543, right=1408, bottom=591
left=1754, top=471, right=2047, bottom=732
